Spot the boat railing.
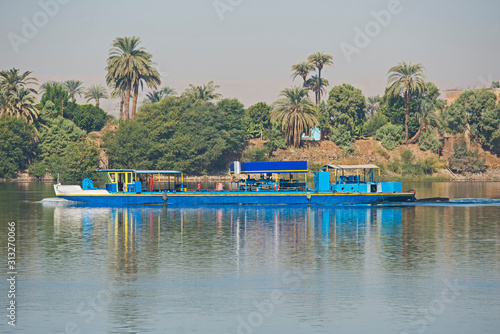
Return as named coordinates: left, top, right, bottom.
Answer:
left=230, top=179, right=307, bottom=192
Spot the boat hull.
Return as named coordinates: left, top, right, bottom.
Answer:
left=55, top=190, right=415, bottom=206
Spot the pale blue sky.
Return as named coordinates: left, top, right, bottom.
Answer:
left=1, top=0, right=499, bottom=113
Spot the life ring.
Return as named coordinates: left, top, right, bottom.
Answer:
left=274, top=183, right=280, bottom=191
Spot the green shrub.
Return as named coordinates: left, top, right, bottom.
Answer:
left=0, top=116, right=36, bottom=178
left=419, top=157, right=438, bottom=175
left=394, top=150, right=437, bottom=176
left=386, top=160, right=400, bottom=173
left=330, top=124, right=355, bottom=147
left=418, top=130, right=442, bottom=154
left=363, top=112, right=388, bottom=137
left=243, top=146, right=269, bottom=162
left=28, top=161, right=48, bottom=179
left=375, top=123, right=404, bottom=150
left=448, top=141, right=486, bottom=174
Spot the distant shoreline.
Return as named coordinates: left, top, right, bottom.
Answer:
left=3, top=169, right=500, bottom=183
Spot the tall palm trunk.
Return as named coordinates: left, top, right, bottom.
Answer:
left=119, top=98, right=124, bottom=120
left=124, top=81, right=131, bottom=120
left=96, top=98, right=99, bottom=108
left=407, top=125, right=424, bottom=144
left=317, top=67, right=322, bottom=105
left=302, top=75, right=307, bottom=88
left=132, top=82, right=139, bottom=119
left=404, top=90, right=411, bottom=142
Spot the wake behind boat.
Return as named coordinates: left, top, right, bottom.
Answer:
left=53, top=161, right=416, bottom=205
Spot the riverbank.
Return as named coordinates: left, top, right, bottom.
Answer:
left=4, top=169, right=500, bottom=183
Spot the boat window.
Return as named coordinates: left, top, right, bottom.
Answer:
left=126, top=173, right=131, bottom=184
left=110, top=173, right=116, bottom=183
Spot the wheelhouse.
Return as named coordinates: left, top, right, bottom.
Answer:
left=315, top=164, right=402, bottom=193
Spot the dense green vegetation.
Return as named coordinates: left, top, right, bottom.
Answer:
left=0, top=66, right=111, bottom=179
left=270, top=86, right=318, bottom=148
left=386, top=149, right=438, bottom=177
left=0, top=38, right=499, bottom=179
left=0, top=117, right=35, bottom=178
left=324, top=84, right=366, bottom=147
left=104, top=97, right=247, bottom=175
left=442, top=89, right=500, bottom=154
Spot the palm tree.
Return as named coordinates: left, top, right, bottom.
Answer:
left=143, top=90, right=163, bottom=104
left=85, top=84, right=109, bottom=108
left=131, top=53, right=161, bottom=117
left=291, top=62, right=315, bottom=87
left=106, top=36, right=155, bottom=120
left=63, top=80, right=84, bottom=102
left=109, top=77, right=128, bottom=120
left=111, top=88, right=125, bottom=120
left=161, top=86, right=176, bottom=97
left=306, top=75, right=329, bottom=105
left=7, top=87, right=40, bottom=124
left=0, top=68, right=38, bottom=94
left=366, top=96, right=380, bottom=118
left=0, top=68, right=39, bottom=124
left=407, top=99, right=442, bottom=144
left=271, top=86, right=319, bottom=148
left=307, top=51, right=333, bottom=102
left=387, top=61, right=427, bottom=142
left=39, top=80, right=58, bottom=93
left=182, top=81, right=222, bottom=103
left=142, top=87, right=176, bottom=104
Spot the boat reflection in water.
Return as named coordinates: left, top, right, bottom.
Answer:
left=40, top=201, right=417, bottom=333
left=46, top=202, right=407, bottom=270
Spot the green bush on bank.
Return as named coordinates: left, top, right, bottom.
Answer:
left=386, top=149, right=438, bottom=176
left=0, top=116, right=36, bottom=178
left=363, top=112, right=388, bottom=137
left=418, top=129, right=442, bottom=154
left=375, top=123, right=404, bottom=150
left=448, top=141, right=486, bottom=174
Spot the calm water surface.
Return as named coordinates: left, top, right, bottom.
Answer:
left=1, top=181, right=500, bottom=334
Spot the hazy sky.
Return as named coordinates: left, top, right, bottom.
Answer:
left=1, top=0, right=499, bottom=115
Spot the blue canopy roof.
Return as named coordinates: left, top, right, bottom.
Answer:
left=230, top=161, right=308, bottom=174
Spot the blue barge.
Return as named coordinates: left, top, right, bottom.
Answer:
left=53, top=161, right=416, bottom=205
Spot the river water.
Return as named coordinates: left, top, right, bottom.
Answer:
left=0, top=181, right=499, bottom=334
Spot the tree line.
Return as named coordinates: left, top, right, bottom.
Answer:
left=1, top=35, right=499, bottom=179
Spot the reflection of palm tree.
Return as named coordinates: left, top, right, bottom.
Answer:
left=306, top=75, right=329, bottom=105
left=63, top=80, right=84, bottom=102
left=407, top=99, right=442, bottom=144
left=365, top=96, right=380, bottom=118
left=387, top=61, right=426, bottom=142
left=85, top=84, right=109, bottom=108
left=271, top=86, right=318, bottom=148
left=291, top=62, right=315, bottom=87
left=182, top=81, right=222, bottom=103
left=106, top=36, right=155, bottom=120
left=307, top=51, right=333, bottom=103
